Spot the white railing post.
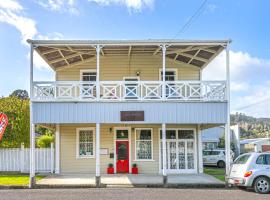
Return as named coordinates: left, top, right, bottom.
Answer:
left=50, top=142, right=54, bottom=174
left=20, top=143, right=25, bottom=173
left=225, top=42, right=231, bottom=180
left=161, top=44, right=166, bottom=100
left=162, top=123, right=167, bottom=184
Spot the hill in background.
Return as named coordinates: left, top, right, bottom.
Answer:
left=231, top=113, right=270, bottom=139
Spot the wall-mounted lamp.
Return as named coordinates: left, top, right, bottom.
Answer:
left=136, top=71, right=140, bottom=76
left=109, top=127, right=113, bottom=133
left=132, top=127, right=135, bottom=132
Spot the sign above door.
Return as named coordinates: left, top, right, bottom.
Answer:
left=120, top=111, right=144, bottom=121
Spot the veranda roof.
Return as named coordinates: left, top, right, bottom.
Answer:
left=27, top=39, right=230, bottom=71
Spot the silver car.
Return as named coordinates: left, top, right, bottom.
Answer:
left=228, top=152, right=270, bottom=194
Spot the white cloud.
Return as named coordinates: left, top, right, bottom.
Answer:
left=0, top=0, right=38, bottom=44
left=204, top=4, right=217, bottom=14
left=0, top=0, right=23, bottom=11
left=232, top=82, right=270, bottom=117
left=36, top=0, right=79, bottom=15
left=36, top=0, right=154, bottom=13
left=88, top=0, right=154, bottom=11
left=203, top=50, right=270, bottom=117
left=0, top=1, right=64, bottom=72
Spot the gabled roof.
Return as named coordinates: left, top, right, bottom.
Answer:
left=27, top=39, right=230, bottom=71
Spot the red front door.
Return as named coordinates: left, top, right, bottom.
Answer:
left=116, top=141, right=129, bottom=173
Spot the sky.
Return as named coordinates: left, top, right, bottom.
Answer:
left=0, top=0, right=270, bottom=117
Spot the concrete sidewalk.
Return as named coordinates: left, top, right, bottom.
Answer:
left=36, top=173, right=225, bottom=188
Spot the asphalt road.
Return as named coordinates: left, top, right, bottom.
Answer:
left=0, top=188, right=269, bottom=200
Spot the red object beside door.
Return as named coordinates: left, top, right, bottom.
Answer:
left=116, top=141, right=129, bottom=173
left=132, top=167, right=138, bottom=174
left=0, top=113, right=8, bottom=141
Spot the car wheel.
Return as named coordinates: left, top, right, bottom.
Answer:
left=217, top=161, right=225, bottom=168
left=254, top=177, right=270, bottom=194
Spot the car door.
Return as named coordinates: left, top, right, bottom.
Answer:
left=255, top=155, right=268, bottom=172
left=261, top=154, right=270, bottom=178
left=209, top=151, right=219, bottom=164
left=203, top=151, right=211, bottom=164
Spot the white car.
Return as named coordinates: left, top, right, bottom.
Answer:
left=203, top=149, right=233, bottom=168
left=228, top=152, right=270, bottom=194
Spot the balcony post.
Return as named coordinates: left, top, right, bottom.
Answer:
left=29, top=43, right=35, bottom=188
left=161, top=44, right=166, bottom=100
left=30, top=43, right=34, bottom=100
left=162, top=123, right=167, bottom=185
left=95, top=123, right=101, bottom=187
left=55, top=124, right=60, bottom=174
left=225, top=42, right=231, bottom=180
left=95, top=45, right=101, bottom=101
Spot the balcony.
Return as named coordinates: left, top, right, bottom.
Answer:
left=33, top=80, right=226, bottom=102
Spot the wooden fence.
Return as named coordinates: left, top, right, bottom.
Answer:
left=0, top=143, right=54, bottom=173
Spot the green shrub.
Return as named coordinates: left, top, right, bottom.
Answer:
left=37, top=134, right=54, bottom=148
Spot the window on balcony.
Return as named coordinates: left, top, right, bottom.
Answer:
left=124, top=77, right=140, bottom=99
left=80, top=70, right=96, bottom=98
left=81, top=70, right=96, bottom=81
left=159, top=69, right=177, bottom=98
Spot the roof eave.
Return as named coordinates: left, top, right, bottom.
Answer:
left=27, top=39, right=231, bottom=47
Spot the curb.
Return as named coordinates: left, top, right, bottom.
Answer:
left=0, top=185, right=29, bottom=189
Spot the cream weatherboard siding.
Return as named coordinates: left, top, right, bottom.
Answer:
left=59, top=124, right=198, bottom=174
left=56, top=55, right=200, bottom=81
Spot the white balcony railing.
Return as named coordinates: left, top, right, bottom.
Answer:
left=33, top=81, right=226, bottom=102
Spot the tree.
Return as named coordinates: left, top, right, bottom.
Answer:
left=9, top=89, right=29, bottom=100
left=0, top=96, right=30, bottom=147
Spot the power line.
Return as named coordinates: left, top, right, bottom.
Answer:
left=172, top=0, right=208, bottom=39
left=235, top=98, right=270, bottom=111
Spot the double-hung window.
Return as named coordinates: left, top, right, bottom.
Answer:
left=76, top=128, right=95, bottom=158
left=135, top=128, right=153, bottom=160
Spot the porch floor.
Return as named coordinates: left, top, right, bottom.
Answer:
left=36, top=173, right=224, bottom=188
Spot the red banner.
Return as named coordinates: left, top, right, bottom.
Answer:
left=0, top=113, right=8, bottom=141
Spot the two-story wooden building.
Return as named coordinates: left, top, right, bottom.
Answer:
left=27, top=39, right=231, bottom=187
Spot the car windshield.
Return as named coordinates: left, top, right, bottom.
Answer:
left=234, top=154, right=251, bottom=164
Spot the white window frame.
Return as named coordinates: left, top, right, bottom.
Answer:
left=134, top=128, right=154, bottom=161
left=80, top=69, right=97, bottom=81
left=123, top=76, right=140, bottom=81
left=76, top=127, right=95, bottom=159
left=159, top=68, right=178, bottom=81
left=158, top=128, right=197, bottom=174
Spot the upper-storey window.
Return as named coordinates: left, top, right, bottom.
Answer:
left=123, top=77, right=140, bottom=99
left=80, top=70, right=97, bottom=81
left=159, top=69, right=177, bottom=81
left=80, top=70, right=97, bottom=98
